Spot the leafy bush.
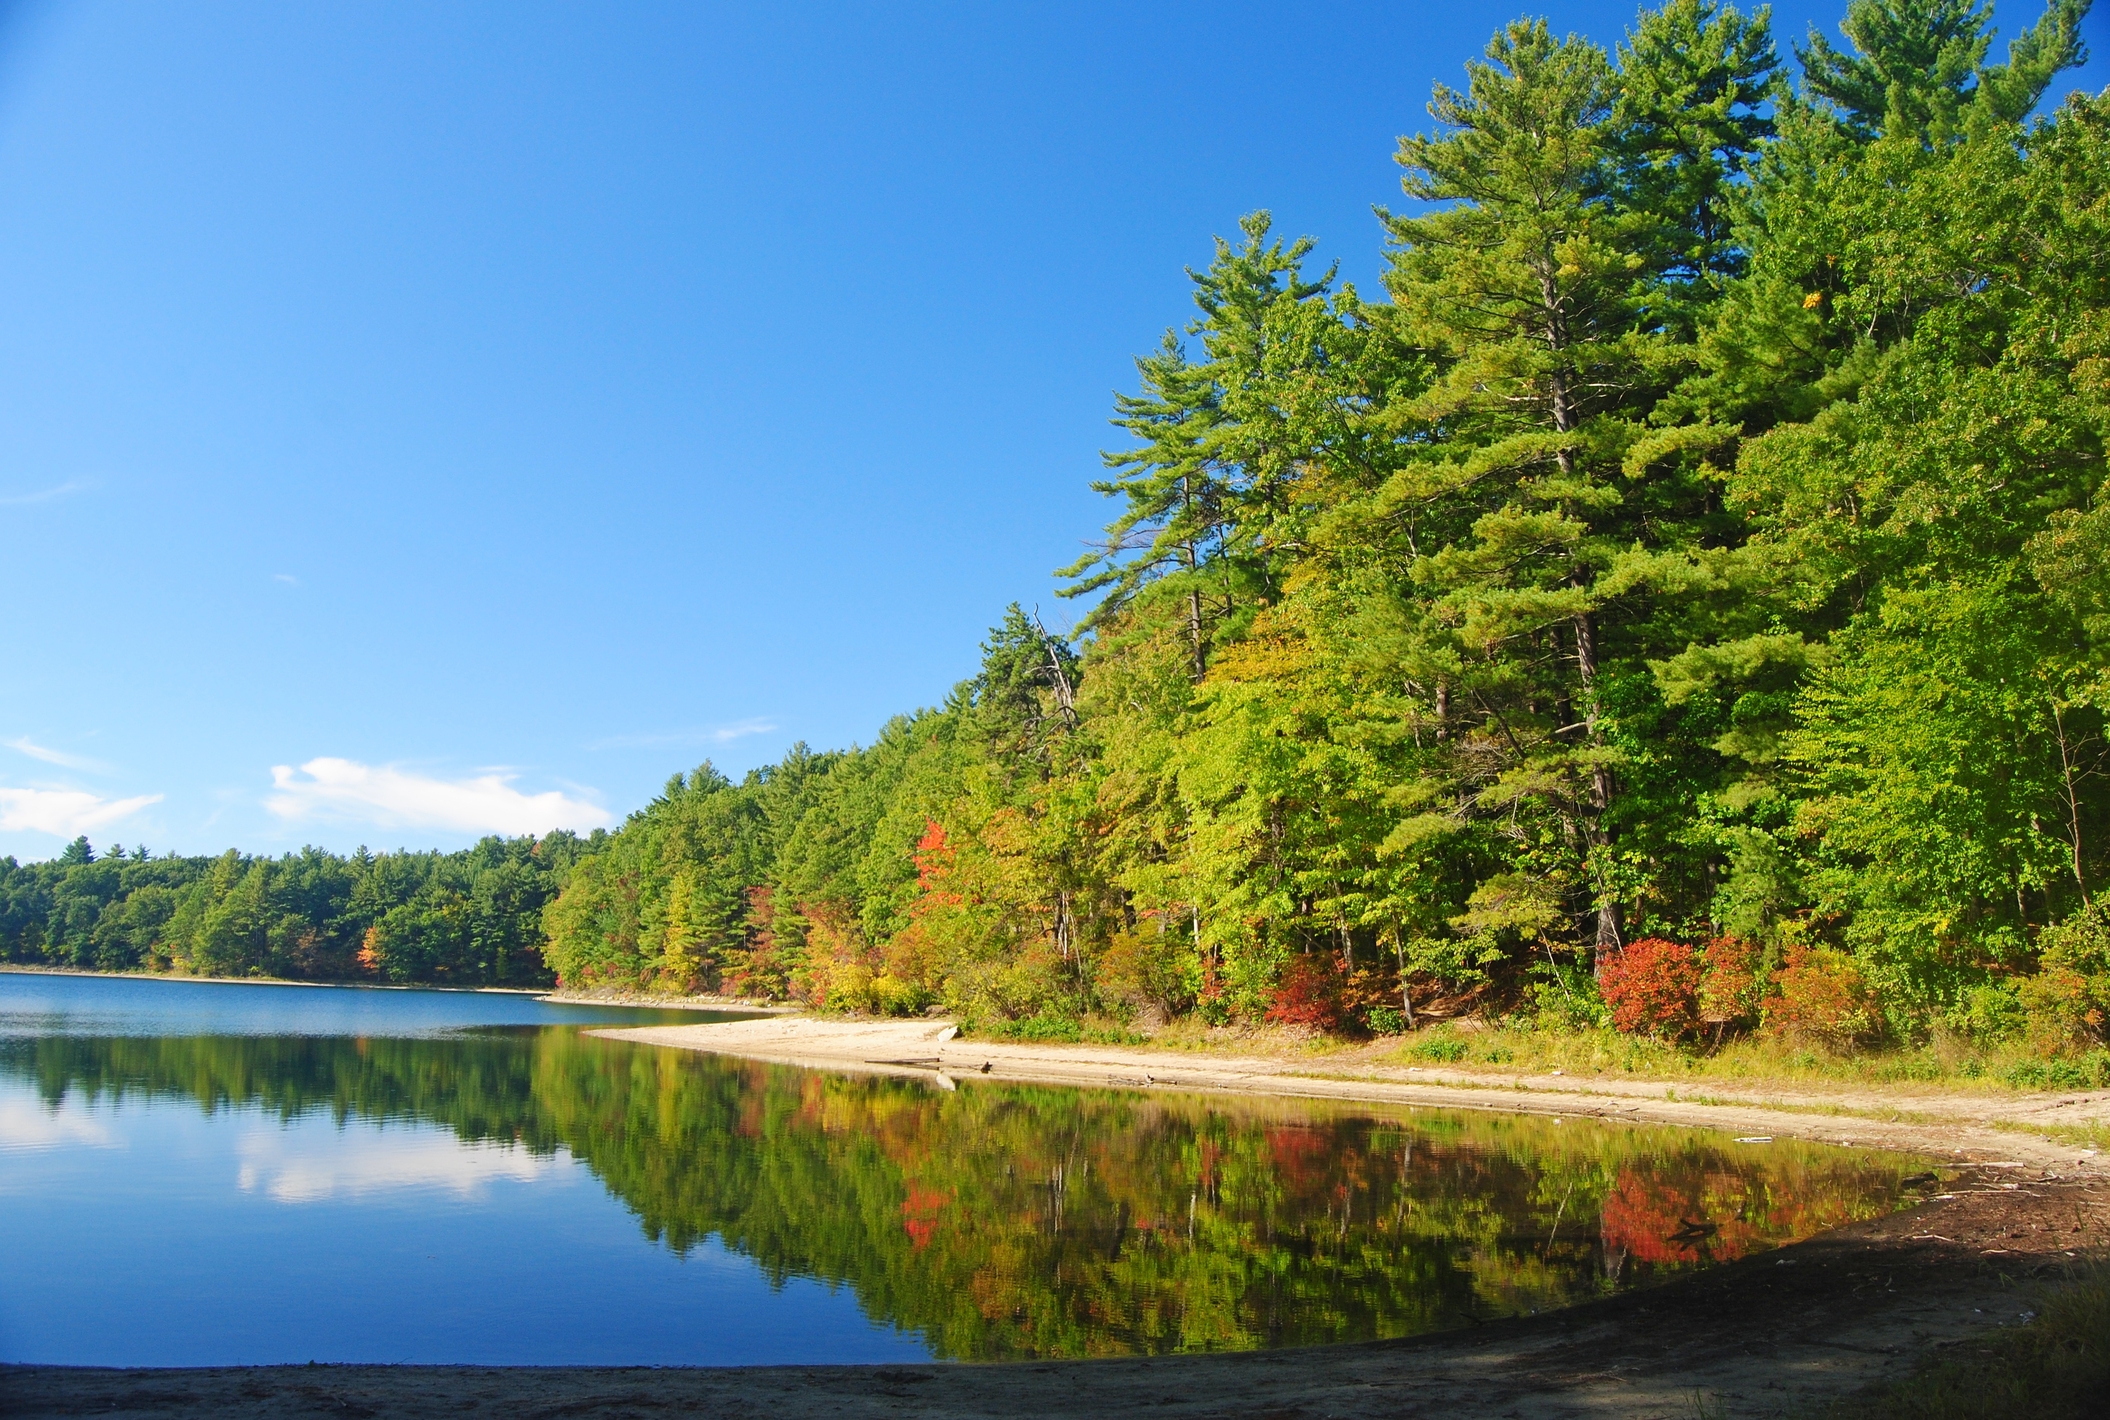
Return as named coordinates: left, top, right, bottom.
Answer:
left=1407, top=1031, right=1468, bottom=1062
left=1950, top=979, right=2028, bottom=1045
left=968, top=1014, right=1145, bottom=1046
left=1764, top=945, right=1882, bottom=1049
left=1999, top=1052, right=2110, bottom=1091
left=972, top=1013, right=1082, bottom=1043
left=1094, top=924, right=1191, bottom=1022
left=1598, top=937, right=1704, bottom=1037
left=1364, top=1004, right=1407, bottom=1035
left=1530, top=957, right=1608, bottom=1031
left=1264, top=954, right=1342, bottom=1030
left=2019, top=906, right=2110, bottom=1052
left=1698, top=935, right=1763, bottom=1026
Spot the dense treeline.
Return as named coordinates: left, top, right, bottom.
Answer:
left=0, top=833, right=586, bottom=986
left=542, top=0, right=2110, bottom=1049
left=9, top=0, right=2107, bottom=1048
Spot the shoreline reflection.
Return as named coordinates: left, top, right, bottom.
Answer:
left=1, top=1027, right=1920, bottom=1360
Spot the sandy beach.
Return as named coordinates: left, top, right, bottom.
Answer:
left=595, top=1015, right=2110, bottom=1175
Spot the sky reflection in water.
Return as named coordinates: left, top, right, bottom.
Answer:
left=0, top=973, right=1923, bottom=1367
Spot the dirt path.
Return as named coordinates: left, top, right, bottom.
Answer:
left=6, top=1172, right=2102, bottom=1418
left=595, top=1016, right=2110, bottom=1174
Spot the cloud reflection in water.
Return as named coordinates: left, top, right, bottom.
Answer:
left=234, top=1123, right=568, bottom=1204
left=0, top=1095, right=118, bottom=1155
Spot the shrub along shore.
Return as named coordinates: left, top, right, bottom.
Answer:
left=5, top=0, right=2109, bottom=1085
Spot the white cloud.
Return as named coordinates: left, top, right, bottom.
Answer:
left=5, top=736, right=113, bottom=773
left=272, top=572, right=299, bottom=586
left=0, top=786, right=161, bottom=836
left=266, top=757, right=612, bottom=836
left=589, top=717, right=777, bottom=751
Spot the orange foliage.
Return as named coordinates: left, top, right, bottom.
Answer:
left=1598, top=1167, right=1761, bottom=1265
left=901, top=1180, right=951, bottom=1250
left=1265, top=1125, right=1330, bottom=1189
left=1765, top=944, right=1882, bottom=1047
left=356, top=925, right=383, bottom=978
left=913, top=819, right=962, bottom=908
left=1598, top=937, right=1704, bottom=1037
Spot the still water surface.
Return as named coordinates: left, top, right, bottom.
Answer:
left=1, top=972, right=1922, bottom=1366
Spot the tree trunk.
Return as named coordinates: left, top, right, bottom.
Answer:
left=1542, top=255, right=1619, bottom=960
left=2051, top=700, right=2093, bottom=907
left=1572, top=605, right=1622, bottom=960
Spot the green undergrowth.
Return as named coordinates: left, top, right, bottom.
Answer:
left=961, top=1013, right=1147, bottom=1046
left=1989, top=1118, right=2110, bottom=1153
left=954, top=1011, right=2110, bottom=1099
left=1379, top=1023, right=2110, bottom=1095
left=1816, top=1267, right=2110, bottom=1419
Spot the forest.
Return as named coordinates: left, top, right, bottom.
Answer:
left=5, top=0, right=2108, bottom=1054
left=0, top=833, right=581, bottom=986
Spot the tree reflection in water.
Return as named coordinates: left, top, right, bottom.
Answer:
left=0, top=1028, right=1918, bottom=1360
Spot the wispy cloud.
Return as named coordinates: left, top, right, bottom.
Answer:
left=0, top=479, right=89, bottom=507
left=266, top=758, right=612, bottom=836
left=272, top=573, right=299, bottom=586
left=589, top=718, right=777, bottom=752
left=5, top=737, right=113, bottom=774
left=0, top=787, right=161, bottom=837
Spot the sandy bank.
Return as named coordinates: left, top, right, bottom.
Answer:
left=595, top=1016, right=2110, bottom=1174
left=540, top=988, right=794, bottom=1013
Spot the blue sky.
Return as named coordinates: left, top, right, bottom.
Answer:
left=1, top=1, right=2103, bottom=861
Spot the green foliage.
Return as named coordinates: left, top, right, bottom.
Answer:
left=0, top=835, right=575, bottom=985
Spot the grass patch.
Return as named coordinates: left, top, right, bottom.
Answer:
left=990, top=1013, right=2110, bottom=1100
left=1820, top=1267, right=2109, bottom=1419
left=1407, top=1034, right=1470, bottom=1063
left=1987, top=1118, right=2110, bottom=1153
left=1381, top=1025, right=2110, bottom=1097
left=966, top=1014, right=1146, bottom=1046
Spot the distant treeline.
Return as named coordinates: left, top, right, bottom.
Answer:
left=8, top=0, right=2110, bottom=1046
left=0, top=834, right=591, bottom=986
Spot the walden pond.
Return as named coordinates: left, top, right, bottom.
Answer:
left=0, top=975, right=1925, bottom=1365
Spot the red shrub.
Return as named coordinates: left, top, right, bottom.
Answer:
left=1265, top=955, right=1343, bottom=1030
left=1598, top=937, right=1704, bottom=1037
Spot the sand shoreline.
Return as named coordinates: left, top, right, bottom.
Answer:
left=595, top=1015, right=2110, bottom=1174
left=542, top=987, right=795, bottom=1013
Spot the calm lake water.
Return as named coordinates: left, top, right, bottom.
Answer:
left=1, top=972, right=1923, bottom=1367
